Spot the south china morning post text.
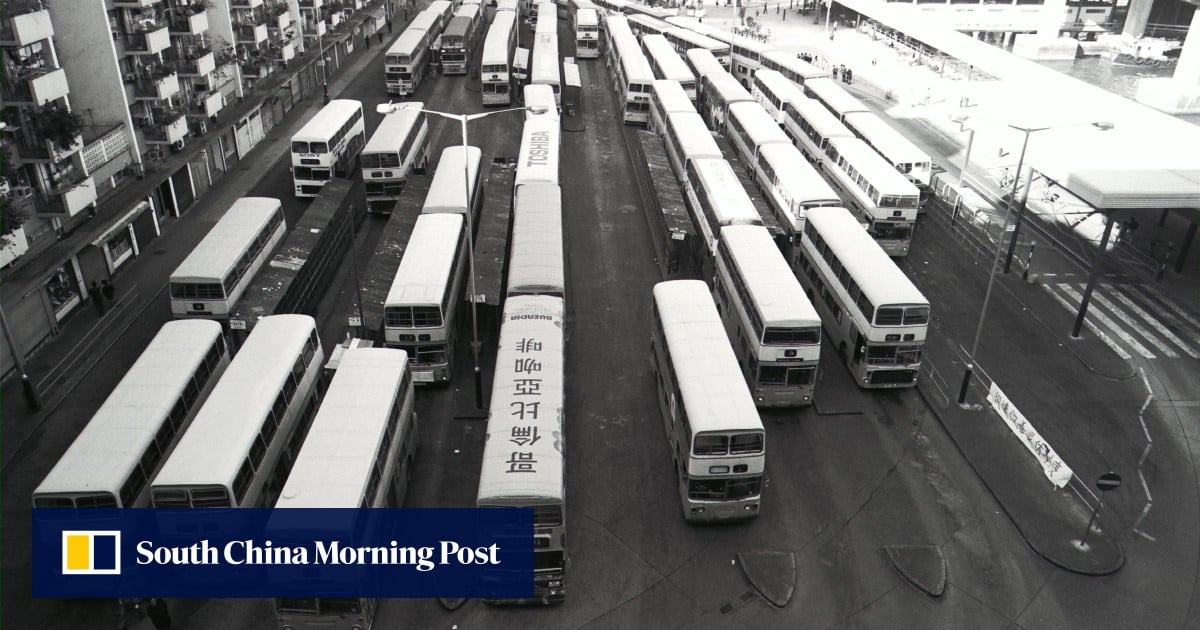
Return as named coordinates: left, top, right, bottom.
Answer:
left=32, top=508, right=534, bottom=599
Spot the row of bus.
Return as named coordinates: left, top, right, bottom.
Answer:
left=385, top=0, right=471, bottom=96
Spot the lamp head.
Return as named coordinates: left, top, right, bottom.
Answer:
left=525, top=105, right=550, bottom=115
left=949, top=114, right=969, bottom=124
left=375, top=102, right=397, bottom=115
left=1091, top=121, right=1114, bottom=131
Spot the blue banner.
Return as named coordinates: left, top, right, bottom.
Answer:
left=33, top=508, right=533, bottom=598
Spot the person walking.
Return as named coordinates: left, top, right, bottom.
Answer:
left=147, top=598, right=172, bottom=630
left=89, top=282, right=106, bottom=316
left=101, top=279, right=116, bottom=301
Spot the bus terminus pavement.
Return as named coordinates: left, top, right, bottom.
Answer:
left=169, top=197, right=285, bottom=320
left=795, top=206, right=930, bottom=388
left=481, top=9, right=518, bottom=105
left=290, top=99, right=366, bottom=197
left=714, top=225, right=821, bottom=407
left=651, top=280, right=764, bottom=522
left=362, top=102, right=430, bottom=213
left=273, top=348, right=418, bottom=630
left=478, top=295, right=567, bottom=604
left=33, top=320, right=230, bottom=509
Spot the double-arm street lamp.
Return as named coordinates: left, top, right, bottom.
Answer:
left=376, top=102, right=546, bottom=409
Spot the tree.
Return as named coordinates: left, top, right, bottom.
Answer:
left=32, top=104, right=83, bottom=152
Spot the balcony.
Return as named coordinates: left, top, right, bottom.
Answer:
left=1, top=66, right=69, bottom=105
left=6, top=128, right=83, bottom=164
left=140, top=109, right=189, bottom=144
left=0, top=8, right=53, bottom=47
left=273, top=10, right=292, bottom=31
left=232, top=0, right=265, bottom=7
left=125, top=22, right=171, bottom=55
left=177, top=50, right=216, bottom=77
left=132, top=71, right=180, bottom=101
left=112, top=0, right=163, bottom=7
left=298, top=0, right=324, bottom=7
left=303, top=20, right=326, bottom=37
left=275, top=41, right=296, bottom=63
left=236, top=23, right=269, bottom=44
left=168, top=10, right=209, bottom=35
left=197, top=90, right=224, bottom=117
left=38, top=174, right=97, bottom=218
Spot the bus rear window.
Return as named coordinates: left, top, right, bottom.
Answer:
left=276, top=598, right=319, bottom=614
left=291, top=141, right=309, bottom=153
left=693, top=435, right=728, bottom=456
left=903, top=307, right=929, bottom=325
left=310, top=142, right=328, bottom=153
left=318, top=599, right=362, bottom=614
left=729, top=432, right=763, bottom=454
left=34, top=497, right=77, bottom=508
left=385, top=306, right=443, bottom=328
left=762, top=326, right=820, bottom=345
left=874, top=307, right=903, bottom=326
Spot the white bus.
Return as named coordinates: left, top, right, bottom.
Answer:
left=842, top=111, right=933, bottom=189
left=649, top=79, right=696, bottom=133
left=686, top=48, right=753, bottom=129
left=290, top=99, right=366, bottom=197
left=665, top=16, right=773, bottom=87
left=383, top=214, right=468, bottom=383
left=385, top=12, right=439, bottom=95
left=573, top=7, right=599, bottom=58
left=478, top=295, right=567, bottom=604
left=795, top=207, right=929, bottom=388
left=714, top=226, right=820, bottom=407
left=441, top=5, right=483, bottom=75
left=751, top=68, right=805, bottom=124
left=151, top=315, right=325, bottom=509
left=33, top=321, right=230, bottom=509
left=530, top=0, right=555, bottom=24
left=427, top=0, right=457, bottom=30
left=641, top=34, right=696, bottom=102
left=273, top=348, right=417, bottom=630
left=802, top=76, right=869, bottom=123
left=781, top=93, right=855, bottom=163
left=362, top=103, right=430, bottom=213
left=754, top=142, right=841, bottom=257
left=683, top=157, right=761, bottom=256
left=725, top=100, right=790, bottom=171
left=169, top=197, right=285, bottom=320
left=515, top=117, right=561, bottom=188
left=524, top=84, right=561, bottom=121
left=759, top=50, right=828, bottom=87
left=496, top=0, right=519, bottom=12
left=661, top=110, right=721, bottom=186
left=607, top=17, right=655, bottom=125
left=535, top=4, right=557, bottom=34
left=823, top=136, right=921, bottom=257
left=651, top=280, right=764, bottom=522
left=481, top=10, right=518, bottom=105
left=591, top=0, right=630, bottom=16
left=507, top=183, right=564, bottom=298
left=626, top=13, right=670, bottom=37
left=422, top=145, right=484, bottom=219
left=531, top=31, right=562, bottom=104
left=664, top=27, right=730, bottom=69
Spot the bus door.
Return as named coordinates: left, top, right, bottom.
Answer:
left=852, top=327, right=865, bottom=365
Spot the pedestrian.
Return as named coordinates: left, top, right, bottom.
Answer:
left=147, top=598, right=172, bottom=630
left=101, top=279, right=116, bottom=301
left=378, top=31, right=384, bottom=44
left=89, top=282, right=106, bottom=316
left=776, top=3, right=779, bottom=13
left=364, top=33, right=370, bottom=49
left=782, top=9, right=786, bottom=20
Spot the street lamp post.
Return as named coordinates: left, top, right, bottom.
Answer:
left=0, top=303, right=43, bottom=412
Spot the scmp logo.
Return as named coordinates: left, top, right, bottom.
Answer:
left=62, top=531, right=121, bottom=575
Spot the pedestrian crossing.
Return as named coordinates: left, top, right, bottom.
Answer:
left=1041, top=282, right=1200, bottom=361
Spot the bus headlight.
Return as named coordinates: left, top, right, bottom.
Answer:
left=690, top=506, right=705, bottom=514
left=549, top=580, right=562, bottom=587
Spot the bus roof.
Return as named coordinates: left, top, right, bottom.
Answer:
left=704, top=68, right=754, bottom=106
left=427, top=0, right=454, bottom=15
left=385, top=213, right=464, bottom=307
left=643, top=34, right=695, bottom=83
left=652, top=80, right=694, bottom=114
left=531, top=32, right=561, bottom=85
left=576, top=7, right=599, bottom=26
left=628, top=13, right=670, bottom=34
left=563, top=61, right=581, bottom=87
left=34, top=320, right=224, bottom=501
left=665, top=26, right=727, bottom=52
left=803, top=77, right=870, bottom=119
left=842, top=112, right=932, bottom=167
left=685, top=47, right=722, bottom=76
left=806, top=207, right=929, bottom=307
left=495, top=0, right=518, bottom=12
left=170, top=197, right=281, bottom=283
left=292, top=99, right=363, bottom=143
left=728, top=101, right=791, bottom=146
left=667, top=16, right=775, bottom=55
left=422, top=145, right=483, bottom=214
left=363, top=103, right=425, bottom=154
left=719, top=226, right=819, bottom=327
left=785, top=94, right=853, bottom=141
left=666, top=111, right=721, bottom=161
left=827, top=136, right=920, bottom=196
left=516, top=118, right=561, bottom=187
left=524, top=84, right=557, bottom=112
left=615, top=34, right=655, bottom=83
left=482, top=11, right=516, bottom=65
left=275, top=348, right=411, bottom=509
left=454, top=4, right=480, bottom=20
left=689, top=158, right=761, bottom=225
left=652, top=281, right=762, bottom=435
left=444, top=15, right=473, bottom=38
left=152, top=315, right=318, bottom=491
left=477, top=296, right=565, bottom=506
left=406, top=11, right=440, bottom=34
left=762, top=50, right=828, bottom=81
left=757, top=143, right=840, bottom=205
left=755, top=69, right=804, bottom=102
left=508, top=183, right=564, bottom=297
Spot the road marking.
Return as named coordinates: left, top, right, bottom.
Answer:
left=1131, top=283, right=1200, bottom=333
left=1041, top=284, right=1133, bottom=360
left=1105, top=287, right=1200, bottom=358
left=1088, top=290, right=1180, bottom=358
left=1057, top=284, right=1156, bottom=359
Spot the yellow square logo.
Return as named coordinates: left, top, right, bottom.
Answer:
left=61, top=531, right=121, bottom=575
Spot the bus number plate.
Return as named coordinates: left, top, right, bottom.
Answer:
left=414, top=372, right=434, bottom=383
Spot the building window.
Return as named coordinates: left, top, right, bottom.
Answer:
left=44, top=265, right=81, bottom=320
left=107, top=229, right=134, bottom=267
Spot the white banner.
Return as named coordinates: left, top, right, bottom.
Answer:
left=986, top=383, right=1073, bottom=488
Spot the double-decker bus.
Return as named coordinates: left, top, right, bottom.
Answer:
left=150, top=315, right=324, bottom=509
left=649, top=79, right=696, bottom=133
left=802, top=76, right=869, bottom=123
left=481, top=10, right=518, bottom=105
left=273, top=348, right=417, bottom=630
left=606, top=16, right=655, bottom=125
left=530, top=0, right=555, bottom=24
left=725, top=100, right=790, bottom=171
left=290, top=99, right=366, bottom=197
left=759, top=50, right=828, bottom=86
left=651, top=280, right=764, bottom=522
left=507, top=183, right=564, bottom=299
left=524, top=84, right=560, bottom=121
left=362, top=103, right=430, bottom=213
left=478, top=295, right=567, bottom=603
left=686, top=48, right=753, bottom=129
left=753, top=142, right=840, bottom=260
left=625, top=2, right=675, bottom=19
left=626, top=13, right=670, bottom=37
left=822, top=136, right=920, bottom=257
left=169, top=197, right=285, bottom=320
left=591, top=0, right=630, bottom=15
left=665, top=16, right=773, bottom=87
left=383, top=214, right=468, bottom=383
left=683, top=157, right=761, bottom=256
left=781, top=92, right=854, bottom=163
left=661, top=110, right=720, bottom=186
left=33, top=321, right=230, bottom=509
left=531, top=31, right=562, bottom=104
left=641, top=34, right=696, bottom=101
left=664, top=27, right=730, bottom=69
left=752, top=68, right=805, bottom=124
left=573, top=7, right=599, bottom=58
left=441, top=4, right=483, bottom=75
left=422, top=145, right=484, bottom=220
left=795, top=207, right=929, bottom=388
left=515, top=117, right=561, bottom=188
left=714, top=226, right=820, bottom=407
left=842, top=111, right=933, bottom=190
left=385, top=12, right=440, bottom=95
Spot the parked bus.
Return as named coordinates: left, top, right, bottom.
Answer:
left=535, top=4, right=557, bottom=34
left=751, top=68, right=805, bottom=124
left=477, top=295, right=567, bottom=603
left=666, top=16, right=773, bottom=87
left=481, top=10, right=518, bottom=105
left=714, top=226, right=820, bottom=407
left=664, top=27, right=730, bottom=69
left=641, top=34, right=696, bottom=101
left=507, top=183, right=565, bottom=298
left=422, top=145, right=484, bottom=220
left=650, top=280, right=764, bottom=522
left=842, top=111, right=933, bottom=189
left=649, top=79, right=696, bottom=133
left=169, top=197, right=285, bottom=320
left=822, top=136, right=920, bottom=257
left=686, top=48, right=753, bottom=129
left=383, top=214, right=468, bottom=383
left=725, top=100, right=790, bottom=171
left=683, top=157, right=761, bottom=255
left=496, top=0, right=519, bottom=13
left=606, top=17, right=655, bottom=125
left=441, top=4, right=483, bottom=75
left=625, top=2, right=676, bottom=19
left=781, top=93, right=854, bottom=163
left=515, top=117, right=561, bottom=187
left=531, top=31, right=562, bottom=104
left=362, top=103, right=430, bottom=213
left=753, top=142, right=841, bottom=259
left=759, top=50, right=828, bottom=86
left=573, top=7, right=599, bottom=58
left=427, top=0, right=457, bottom=30
left=151, top=315, right=324, bottom=509
left=661, top=110, right=721, bottom=186
left=591, top=0, right=630, bottom=16
left=626, top=13, right=671, bottom=37
left=385, top=12, right=440, bottom=95
left=524, top=84, right=560, bottom=121
left=290, top=99, right=366, bottom=197
left=272, top=348, right=417, bottom=630
left=802, top=76, right=869, bottom=123
left=33, top=321, right=230, bottom=509
left=795, top=207, right=929, bottom=388
left=530, top=0, right=554, bottom=24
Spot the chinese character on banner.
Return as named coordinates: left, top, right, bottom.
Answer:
left=510, top=426, right=541, bottom=446
left=515, top=357, right=542, bottom=373
left=513, top=378, right=542, bottom=396
left=511, top=401, right=541, bottom=420
left=505, top=451, right=537, bottom=473
left=516, top=338, right=543, bottom=353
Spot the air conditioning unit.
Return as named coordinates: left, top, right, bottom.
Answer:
left=171, top=139, right=186, bottom=152
left=197, top=120, right=208, bottom=135
left=125, top=72, right=137, bottom=82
